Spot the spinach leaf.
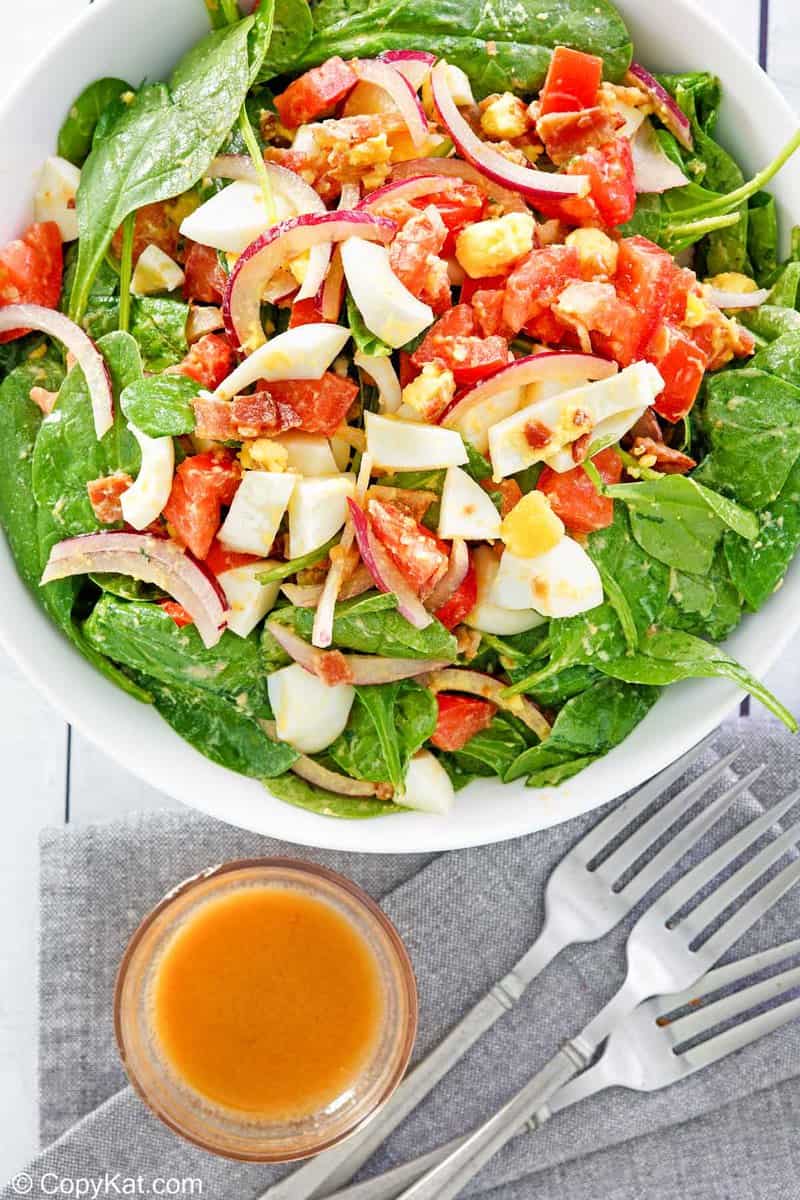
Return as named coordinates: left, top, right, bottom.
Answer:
left=257, top=0, right=313, bottom=79
left=0, top=335, right=53, bottom=380
left=750, top=331, right=800, bottom=389
left=32, top=332, right=143, bottom=547
left=724, top=459, right=800, bottom=611
left=257, top=535, right=339, bottom=584
left=450, top=714, right=531, bottom=778
left=462, top=441, right=493, bottom=482
left=504, top=678, right=659, bottom=785
left=83, top=595, right=268, bottom=712
left=57, top=78, right=133, bottom=165
left=522, top=664, right=603, bottom=708
left=739, top=305, right=800, bottom=343
left=694, top=367, right=800, bottom=509
left=346, top=293, right=392, bottom=358
left=130, top=298, right=189, bottom=371
left=662, top=548, right=742, bottom=641
left=289, top=0, right=632, bottom=98
left=747, top=193, right=779, bottom=284
left=604, top=475, right=758, bottom=573
left=143, top=674, right=297, bottom=778
left=70, top=19, right=258, bottom=322
left=329, top=681, right=437, bottom=791
left=598, top=628, right=796, bottom=730
left=767, top=262, right=800, bottom=309
left=265, top=772, right=400, bottom=819
left=263, top=592, right=458, bottom=664
left=121, top=375, right=198, bottom=437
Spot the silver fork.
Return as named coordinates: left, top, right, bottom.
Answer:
left=326, top=937, right=800, bottom=1200
left=264, top=737, right=756, bottom=1200
left=394, top=783, right=800, bottom=1199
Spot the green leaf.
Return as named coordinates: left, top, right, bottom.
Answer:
left=121, top=374, right=198, bottom=437
left=450, top=714, right=531, bottom=778
left=346, top=292, right=392, bottom=358
left=662, top=548, right=742, bottom=641
left=129, top=298, right=189, bottom=371
left=739, top=304, right=800, bottom=343
left=747, top=192, right=779, bottom=285
left=257, top=535, right=339, bottom=584
left=57, top=78, right=133, bottom=165
left=264, top=772, right=400, bottom=819
left=143, top=674, right=297, bottom=778
left=83, top=595, right=268, bottom=713
left=724, top=459, right=800, bottom=611
left=262, top=592, right=458, bottom=665
left=767, top=262, right=800, bottom=309
left=605, top=475, right=758, bottom=573
left=257, top=0, right=314, bottom=79
left=70, top=19, right=257, bottom=321
left=598, top=628, right=796, bottom=731
left=329, top=681, right=437, bottom=791
left=290, top=0, right=633, bottom=98
left=505, top=678, right=659, bottom=784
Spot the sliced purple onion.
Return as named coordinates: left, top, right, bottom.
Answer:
left=360, top=173, right=464, bottom=213
left=626, top=63, right=694, bottom=152
left=348, top=499, right=433, bottom=630
left=351, top=58, right=429, bottom=147
left=42, top=532, right=228, bottom=648
left=267, top=620, right=448, bottom=684
left=378, top=50, right=435, bottom=91
left=0, top=304, right=113, bottom=439
left=708, top=286, right=770, bottom=309
left=426, top=668, right=551, bottom=739
left=392, top=157, right=531, bottom=214
left=425, top=538, right=469, bottom=612
left=260, top=720, right=382, bottom=796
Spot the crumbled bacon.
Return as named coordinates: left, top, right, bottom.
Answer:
left=192, top=395, right=238, bottom=442
left=631, top=437, right=697, bottom=475
left=87, top=473, right=133, bottom=525
left=317, top=650, right=355, bottom=687
left=389, top=205, right=452, bottom=313
left=537, top=106, right=623, bottom=165
left=231, top=391, right=303, bottom=439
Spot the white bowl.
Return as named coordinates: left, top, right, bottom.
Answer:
left=1, top=0, right=798, bottom=852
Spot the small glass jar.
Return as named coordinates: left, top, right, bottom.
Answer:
left=114, top=858, right=417, bottom=1162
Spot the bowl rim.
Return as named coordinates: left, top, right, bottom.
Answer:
left=1, top=0, right=798, bottom=853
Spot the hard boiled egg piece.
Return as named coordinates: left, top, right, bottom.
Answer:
left=267, top=663, right=355, bottom=754
left=120, top=425, right=174, bottom=531
left=438, top=466, right=501, bottom=541
left=489, top=538, right=603, bottom=618
left=180, top=180, right=294, bottom=255
left=365, top=411, right=468, bottom=471
left=214, top=324, right=351, bottom=400
left=288, top=474, right=356, bottom=558
left=276, top=432, right=339, bottom=476
left=341, top=238, right=433, bottom=348
left=130, top=244, right=186, bottom=296
left=399, top=750, right=455, bottom=814
left=464, top=546, right=546, bottom=635
left=218, top=471, right=297, bottom=556
left=34, top=156, right=81, bottom=241
left=217, top=562, right=280, bottom=638
left=446, top=387, right=521, bottom=456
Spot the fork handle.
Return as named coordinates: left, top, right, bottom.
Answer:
left=392, top=1042, right=587, bottom=1200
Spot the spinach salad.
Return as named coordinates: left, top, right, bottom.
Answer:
left=1, top=0, right=799, bottom=818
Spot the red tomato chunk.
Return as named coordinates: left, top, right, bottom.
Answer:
left=537, top=447, right=622, bottom=534
left=431, top=693, right=496, bottom=752
left=274, top=57, right=358, bottom=128
left=0, top=222, right=63, bottom=342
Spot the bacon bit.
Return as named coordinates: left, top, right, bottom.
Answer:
left=389, top=205, right=452, bottom=314
left=29, top=386, right=58, bottom=415
left=375, top=781, right=395, bottom=801
left=455, top=625, right=482, bottom=661
left=524, top=420, right=552, bottom=450
left=631, top=436, right=697, bottom=475
left=536, top=106, right=623, bottom=165
left=481, top=477, right=522, bottom=518
left=192, top=395, right=238, bottom=442
left=571, top=432, right=592, bottom=464
left=317, top=649, right=355, bottom=687
left=231, top=391, right=302, bottom=439
left=161, top=600, right=194, bottom=628
left=87, top=474, right=133, bottom=525
left=627, top=407, right=662, bottom=443
left=368, top=485, right=438, bottom=521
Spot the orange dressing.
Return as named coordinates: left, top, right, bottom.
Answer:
left=152, top=885, right=385, bottom=1119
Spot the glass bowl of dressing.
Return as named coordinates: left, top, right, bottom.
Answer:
left=114, top=858, right=417, bottom=1161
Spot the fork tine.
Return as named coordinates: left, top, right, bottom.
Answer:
left=701, top=851, right=800, bottom=964
left=660, top=788, right=800, bottom=920
left=656, top=937, right=800, bottom=1013
left=598, top=749, right=744, bottom=882
left=574, top=734, right=722, bottom=861
left=681, top=994, right=800, bottom=1073
left=613, top=764, right=762, bottom=902
left=685, top=811, right=800, bottom=937
left=667, top=959, right=800, bottom=1042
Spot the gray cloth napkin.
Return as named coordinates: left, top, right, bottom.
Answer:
left=5, top=720, right=800, bottom=1200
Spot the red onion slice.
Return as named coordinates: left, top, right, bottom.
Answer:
left=626, top=63, right=694, bottom=152
left=378, top=50, right=435, bottom=91
left=0, top=304, right=113, bottom=439
left=360, top=173, right=464, bottom=214
left=392, top=157, right=531, bottom=214
left=425, top=538, right=469, bottom=612
left=260, top=720, right=381, bottom=796
left=442, top=352, right=618, bottom=430
left=224, top=211, right=396, bottom=351
left=430, top=61, right=588, bottom=202
left=708, top=286, right=769, bottom=309
left=426, top=668, right=551, bottom=740
left=281, top=564, right=373, bottom=608
left=351, top=58, right=429, bottom=148
left=42, top=533, right=228, bottom=648
left=348, top=499, right=433, bottom=630
left=267, top=620, right=449, bottom=684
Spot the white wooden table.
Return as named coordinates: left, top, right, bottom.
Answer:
left=1, top=0, right=799, bottom=1184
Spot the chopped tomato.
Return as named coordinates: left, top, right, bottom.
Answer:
left=539, top=46, right=603, bottom=116
left=434, top=562, right=478, bottom=630
left=588, top=293, right=645, bottom=367
left=576, top=139, right=636, bottom=228
left=368, top=498, right=449, bottom=598
left=502, top=245, right=581, bottom=334
left=264, top=373, right=358, bottom=436
left=176, top=333, right=235, bottom=391
left=537, top=446, right=622, bottom=534
left=0, top=222, right=63, bottom=342
left=537, top=106, right=621, bottom=166
left=232, top=390, right=303, bottom=437
left=183, top=242, right=226, bottom=305
left=389, top=206, right=451, bottom=313
left=615, top=237, right=673, bottom=356
left=460, top=274, right=508, bottom=306
left=471, top=289, right=507, bottom=337
left=413, top=184, right=487, bottom=255
left=204, top=540, right=260, bottom=575
left=273, top=57, right=358, bottom=128
left=666, top=265, right=697, bottom=323
left=399, top=350, right=420, bottom=389
left=86, top=473, right=133, bottom=525
left=289, top=296, right=326, bottom=327
left=112, top=201, right=181, bottom=266
left=646, top=322, right=707, bottom=422
left=430, top=692, right=495, bottom=751
left=164, top=450, right=241, bottom=560
left=411, top=304, right=508, bottom=383
left=161, top=600, right=194, bottom=628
